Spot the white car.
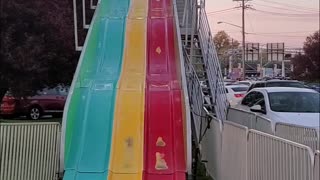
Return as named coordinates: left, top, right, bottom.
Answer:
left=225, top=85, right=249, bottom=106
left=236, top=87, right=320, bottom=131
left=237, top=80, right=254, bottom=87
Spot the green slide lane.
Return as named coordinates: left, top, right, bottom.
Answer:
left=62, top=0, right=130, bottom=179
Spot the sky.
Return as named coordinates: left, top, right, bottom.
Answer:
left=206, top=0, right=319, bottom=48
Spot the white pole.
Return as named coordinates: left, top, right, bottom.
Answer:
left=82, top=0, right=90, bottom=29
left=90, top=0, right=97, bottom=9
left=73, top=0, right=83, bottom=51
left=242, top=0, right=246, bottom=79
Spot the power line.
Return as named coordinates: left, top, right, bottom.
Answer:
left=251, top=2, right=318, bottom=13
left=206, top=7, right=240, bottom=15
left=247, top=33, right=308, bottom=37
left=252, top=9, right=319, bottom=18
left=218, top=30, right=313, bottom=37
left=249, top=31, right=316, bottom=34
left=256, top=0, right=319, bottom=12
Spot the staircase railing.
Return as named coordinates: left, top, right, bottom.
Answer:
left=197, top=0, right=228, bottom=121
left=184, top=50, right=209, bottom=144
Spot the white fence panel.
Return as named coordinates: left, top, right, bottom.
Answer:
left=248, top=130, right=314, bottom=180
left=255, top=115, right=273, bottom=134
left=275, top=122, right=319, bottom=151
left=0, top=122, right=61, bottom=180
left=227, top=108, right=256, bottom=129
left=221, top=121, right=248, bottom=180
left=315, top=151, right=319, bottom=180
left=201, top=117, right=222, bottom=180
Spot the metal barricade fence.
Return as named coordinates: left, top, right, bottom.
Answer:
left=221, top=121, right=248, bottom=180
left=275, top=122, right=319, bottom=151
left=200, top=117, right=223, bottom=180
left=255, top=115, right=273, bottom=134
left=248, top=129, right=315, bottom=180
left=315, top=151, right=320, bottom=180
left=227, top=108, right=320, bottom=152
left=227, top=108, right=256, bottom=129
left=0, top=122, right=61, bottom=180
left=197, top=116, right=319, bottom=180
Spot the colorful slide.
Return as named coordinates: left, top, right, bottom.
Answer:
left=61, top=0, right=188, bottom=179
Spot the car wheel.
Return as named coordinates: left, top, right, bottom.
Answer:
left=29, top=106, right=42, bottom=120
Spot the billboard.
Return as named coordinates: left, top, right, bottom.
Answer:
left=267, top=43, right=284, bottom=61
left=245, top=43, right=259, bottom=61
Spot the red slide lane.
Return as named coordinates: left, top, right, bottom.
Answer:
left=143, top=0, right=186, bottom=179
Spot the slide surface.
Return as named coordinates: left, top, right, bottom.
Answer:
left=63, top=0, right=129, bottom=179
left=108, top=0, right=147, bottom=179
left=63, top=0, right=186, bottom=180
left=143, top=0, right=186, bottom=179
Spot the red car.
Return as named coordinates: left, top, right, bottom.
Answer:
left=0, top=86, right=69, bottom=120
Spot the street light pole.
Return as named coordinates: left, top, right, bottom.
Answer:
left=242, top=0, right=246, bottom=79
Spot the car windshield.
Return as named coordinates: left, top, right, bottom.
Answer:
left=231, top=87, right=248, bottom=92
left=266, top=81, right=304, bottom=88
left=268, top=92, right=320, bottom=113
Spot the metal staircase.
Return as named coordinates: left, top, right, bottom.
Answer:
left=176, top=0, right=229, bottom=177
left=182, top=35, right=215, bottom=112
left=178, top=0, right=228, bottom=121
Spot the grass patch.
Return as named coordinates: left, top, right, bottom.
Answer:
left=196, top=161, right=213, bottom=180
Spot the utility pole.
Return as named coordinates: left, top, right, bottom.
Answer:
left=242, top=0, right=246, bottom=80
left=229, top=39, right=234, bottom=75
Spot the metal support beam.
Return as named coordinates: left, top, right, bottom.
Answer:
left=90, top=0, right=97, bottom=9
left=190, top=0, right=197, bottom=64
left=82, top=0, right=90, bottom=29
left=184, top=0, right=190, bottom=45
left=182, top=0, right=188, bottom=27
left=73, top=0, right=83, bottom=51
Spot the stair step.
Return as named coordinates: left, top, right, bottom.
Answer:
left=199, top=78, right=208, bottom=81
left=192, top=62, right=204, bottom=65
left=189, top=54, right=203, bottom=58
left=185, top=47, right=202, bottom=51
left=196, top=71, right=206, bottom=74
left=181, top=35, right=199, bottom=41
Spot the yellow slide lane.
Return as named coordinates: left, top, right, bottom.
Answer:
left=108, top=0, right=148, bottom=179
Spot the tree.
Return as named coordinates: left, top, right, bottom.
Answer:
left=0, top=0, right=89, bottom=97
left=213, top=31, right=240, bottom=74
left=292, top=31, right=320, bottom=81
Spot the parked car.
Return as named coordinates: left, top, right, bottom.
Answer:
left=225, top=85, right=249, bottom=106
left=224, top=79, right=236, bottom=86
left=237, top=80, right=253, bottom=87
left=0, top=86, right=69, bottom=120
left=236, top=87, right=320, bottom=131
left=247, top=80, right=305, bottom=92
left=306, top=83, right=320, bottom=93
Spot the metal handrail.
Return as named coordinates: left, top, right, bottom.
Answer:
left=197, top=0, right=229, bottom=121
left=183, top=49, right=211, bottom=144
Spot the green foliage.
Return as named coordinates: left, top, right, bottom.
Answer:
left=0, top=0, right=86, bottom=96
left=292, top=31, right=320, bottom=81
left=213, top=31, right=240, bottom=74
